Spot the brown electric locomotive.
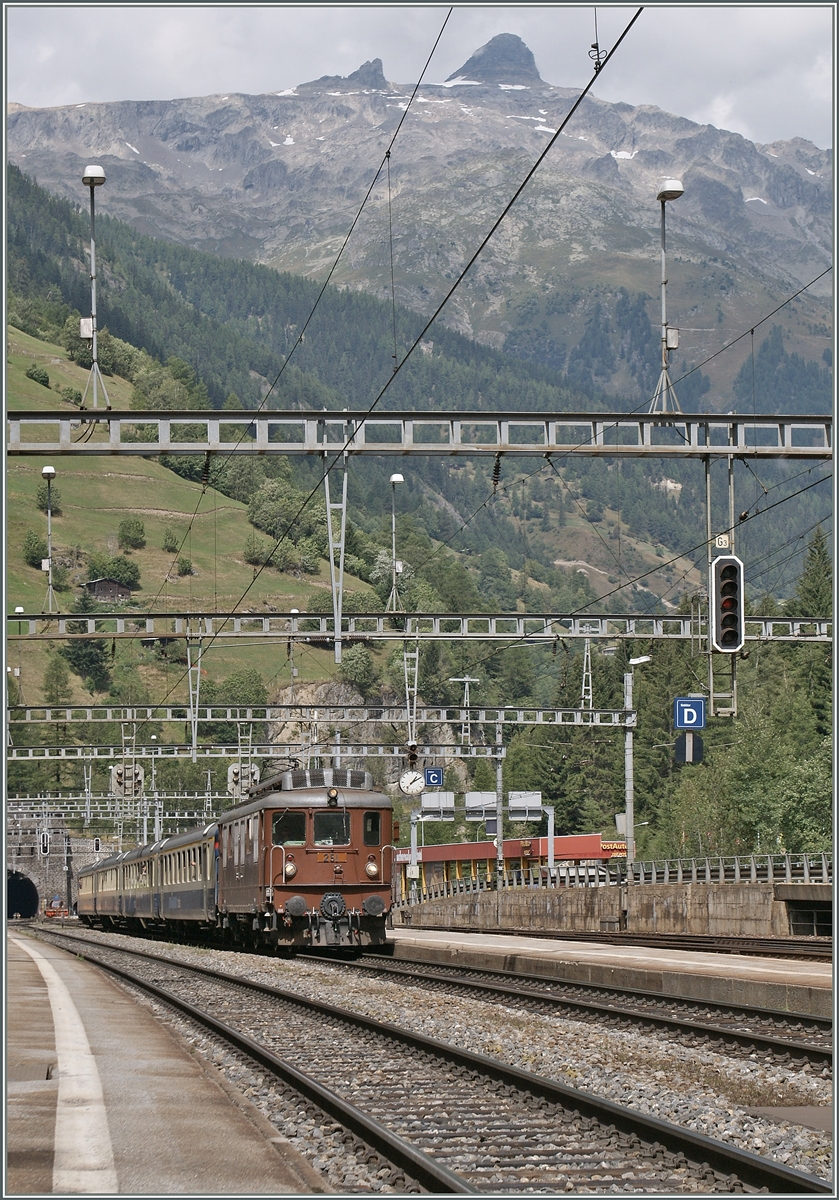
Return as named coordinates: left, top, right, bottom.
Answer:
left=77, top=767, right=394, bottom=953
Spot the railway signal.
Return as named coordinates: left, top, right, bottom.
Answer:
left=110, top=763, right=144, bottom=797
left=128, top=765, right=144, bottom=797
left=227, top=762, right=260, bottom=799
left=39, top=831, right=50, bottom=856
left=710, top=555, right=745, bottom=653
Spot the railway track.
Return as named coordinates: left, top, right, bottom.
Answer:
left=33, top=929, right=830, bottom=1195
left=401, top=924, right=832, bottom=961
left=301, top=952, right=833, bottom=1070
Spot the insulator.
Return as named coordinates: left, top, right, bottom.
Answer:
left=492, top=453, right=501, bottom=491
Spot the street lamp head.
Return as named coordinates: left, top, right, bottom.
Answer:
left=14, top=606, right=25, bottom=615
left=657, top=179, right=684, bottom=202
left=41, top=465, right=56, bottom=481
left=389, top=473, right=405, bottom=485
left=82, top=164, right=106, bottom=187
left=629, top=655, right=652, bottom=666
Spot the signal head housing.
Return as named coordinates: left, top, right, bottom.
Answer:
left=711, top=554, right=745, bottom=653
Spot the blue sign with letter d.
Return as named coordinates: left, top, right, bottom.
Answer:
left=674, top=698, right=706, bottom=729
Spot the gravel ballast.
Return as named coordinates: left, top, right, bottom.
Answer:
left=43, top=928, right=833, bottom=1187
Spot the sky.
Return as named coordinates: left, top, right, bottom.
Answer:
left=4, top=4, right=835, bottom=149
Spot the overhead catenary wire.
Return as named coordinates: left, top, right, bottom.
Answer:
left=382, top=270, right=834, bottom=590
left=135, top=258, right=832, bottom=624
left=98, top=11, right=833, bottom=734
left=127, top=9, right=646, bottom=727
left=109, top=8, right=454, bottom=638
left=454, top=470, right=833, bottom=678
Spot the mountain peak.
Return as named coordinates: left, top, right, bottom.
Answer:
left=307, top=57, right=389, bottom=91
left=446, top=33, right=542, bottom=85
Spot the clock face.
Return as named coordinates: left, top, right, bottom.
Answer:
left=399, top=770, right=425, bottom=796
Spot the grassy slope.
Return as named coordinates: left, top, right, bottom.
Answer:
left=6, top=325, right=702, bottom=714
left=6, top=326, right=369, bottom=708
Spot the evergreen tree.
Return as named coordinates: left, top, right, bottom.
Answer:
left=36, top=480, right=62, bottom=515
left=786, top=525, right=832, bottom=616
left=60, top=591, right=111, bottom=692
left=23, top=529, right=48, bottom=568
left=43, top=655, right=72, bottom=704
left=338, top=646, right=379, bottom=699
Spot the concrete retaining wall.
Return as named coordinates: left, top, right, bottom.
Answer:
left=393, top=881, right=832, bottom=937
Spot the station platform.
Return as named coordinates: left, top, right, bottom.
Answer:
left=388, top=927, right=833, bottom=1016
left=6, top=932, right=324, bottom=1195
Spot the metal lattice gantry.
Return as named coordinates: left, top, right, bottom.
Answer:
left=7, top=408, right=832, bottom=460
left=7, top=703, right=634, bottom=728
left=7, top=611, right=832, bottom=643
left=6, top=795, right=221, bottom=839
left=6, top=741, right=520, bottom=763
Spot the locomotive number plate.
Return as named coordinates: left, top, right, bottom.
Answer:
left=317, top=852, right=348, bottom=863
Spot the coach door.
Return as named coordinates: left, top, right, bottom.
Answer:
left=221, top=818, right=260, bottom=910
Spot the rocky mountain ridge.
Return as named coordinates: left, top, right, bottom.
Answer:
left=7, top=33, right=832, bottom=400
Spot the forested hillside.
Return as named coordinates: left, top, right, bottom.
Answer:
left=7, top=164, right=831, bottom=601
left=6, top=163, right=831, bottom=857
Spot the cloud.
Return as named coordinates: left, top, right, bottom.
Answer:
left=6, top=5, right=833, bottom=148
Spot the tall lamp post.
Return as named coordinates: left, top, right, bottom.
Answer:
left=41, top=465, right=58, bottom=614
left=624, top=654, right=652, bottom=876
left=13, top=606, right=25, bottom=706
left=649, top=179, right=684, bottom=414
left=288, top=609, right=299, bottom=701
left=82, top=165, right=109, bottom=410
left=386, top=473, right=404, bottom=611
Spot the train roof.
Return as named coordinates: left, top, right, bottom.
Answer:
left=77, top=823, right=217, bottom=876
left=250, top=766, right=376, bottom=798
left=77, top=771, right=390, bottom=875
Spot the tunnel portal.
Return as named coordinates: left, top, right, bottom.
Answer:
left=7, top=871, right=39, bottom=919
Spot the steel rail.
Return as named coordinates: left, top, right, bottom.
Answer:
left=305, top=954, right=832, bottom=1067
left=8, top=408, right=833, bottom=459
left=359, top=951, right=834, bottom=1030
left=6, top=610, right=832, bottom=643
left=35, top=930, right=831, bottom=1194
left=36, top=934, right=472, bottom=1195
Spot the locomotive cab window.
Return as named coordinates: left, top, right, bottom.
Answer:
left=272, top=811, right=306, bottom=846
left=313, top=811, right=351, bottom=846
left=363, top=812, right=381, bottom=846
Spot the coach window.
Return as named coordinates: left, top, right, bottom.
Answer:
left=363, top=812, right=381, bottom=846
left=222, top=827, right=229, bottom=867
left=272, top=811, right=306, bottom=846
left=314, top=811, right=351, bottom=846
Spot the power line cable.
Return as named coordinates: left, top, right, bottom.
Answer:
left=109, top=8, right=454, bottom=634
left=385, top=269, right=833, bottom=587
left=668, top=266, right=832, bottom=392
left=456, top=471, right=832, bottom=676
left=132, top=8, right=646, bottom=717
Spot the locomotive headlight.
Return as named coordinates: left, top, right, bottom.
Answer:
left=365, top=858, right=379, bottom=878
left=284, top=860, right=297, bottom=879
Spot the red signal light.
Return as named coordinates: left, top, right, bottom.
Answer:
left=711, top=555, right=744, bottom=653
